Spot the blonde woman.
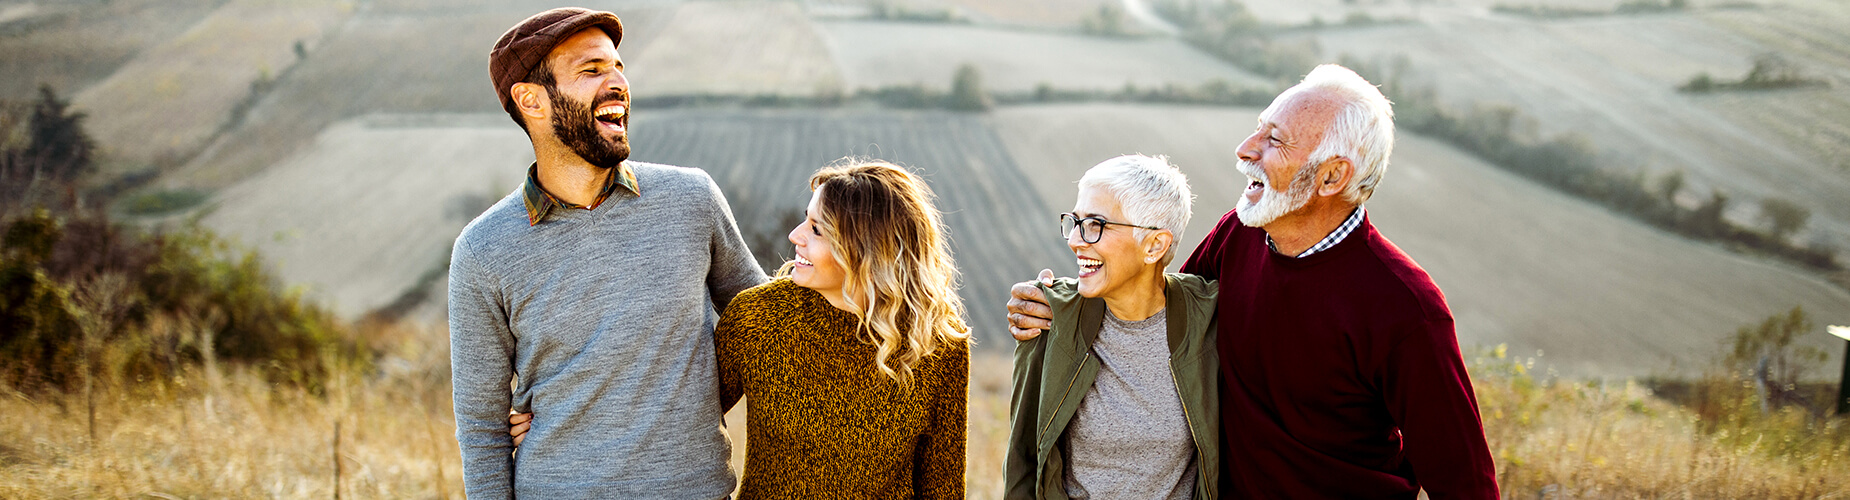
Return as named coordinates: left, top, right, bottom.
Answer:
left=509, top=161, right=970, bottom=499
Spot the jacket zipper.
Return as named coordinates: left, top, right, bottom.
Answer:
left=1042, top=352, right=1092, bottom=438
left=1171, top=360, right=1214, bottom=500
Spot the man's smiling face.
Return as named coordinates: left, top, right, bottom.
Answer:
left=1234, top=88, right=1340, bottom=228
left=541, top=27, right=630, bottom=168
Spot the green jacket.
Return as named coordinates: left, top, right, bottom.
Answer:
left=1005, top=274, right=1222, bottom=500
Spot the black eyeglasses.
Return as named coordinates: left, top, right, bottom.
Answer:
left=1060, top=212, right=1163, bottom=244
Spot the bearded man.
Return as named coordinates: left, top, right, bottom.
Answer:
left=1007, top=65, right=1499, bottom=498
left=448, top=8, right=766, bottom=499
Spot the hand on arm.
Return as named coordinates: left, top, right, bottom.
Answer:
left=1006, top=269, right=1056, bottom=341
left=508, top=411, right=531, bottom=447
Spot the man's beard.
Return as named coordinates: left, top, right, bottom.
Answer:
left=1236, top=159, right=1318, bottom=228
left=549, top=89, right=630, bottom=169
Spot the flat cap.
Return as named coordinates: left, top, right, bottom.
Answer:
left=489, top=8, right=624, bottom=125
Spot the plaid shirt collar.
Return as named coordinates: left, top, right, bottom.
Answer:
left=1268, top=205, right=1365, bottom=258
left=521, top=161, right=640, bottom=226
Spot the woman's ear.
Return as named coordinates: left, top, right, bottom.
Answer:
left=1144, top=230, right=1174, bottom=265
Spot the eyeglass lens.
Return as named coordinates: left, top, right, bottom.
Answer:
left=1060, top=214, right=1105, bottom=243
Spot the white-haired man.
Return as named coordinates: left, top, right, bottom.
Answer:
left=1008, top=65, right=1500, bottom=498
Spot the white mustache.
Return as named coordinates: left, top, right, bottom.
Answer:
left=1237, top=160, right=1265, bottom=183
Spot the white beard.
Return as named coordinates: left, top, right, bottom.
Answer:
left=1236, top=160, right=1316, bottom=228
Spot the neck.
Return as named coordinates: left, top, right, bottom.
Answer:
left=817, top=287, right=857, bottom=314
left=1100, top=268, right=1166, bottom=322
left=533, top=143, right=613, bottom=207
left=1264, top=199, right=1356, bottom=257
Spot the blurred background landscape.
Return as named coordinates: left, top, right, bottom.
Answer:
left=3, top=0, right=1849, bottom=497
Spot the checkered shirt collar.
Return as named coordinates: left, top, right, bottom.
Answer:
left=521, top=161, right=639, bottom=226
left=1268, top=206, right=1366, bottom=258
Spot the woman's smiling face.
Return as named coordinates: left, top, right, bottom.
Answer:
left=1069, top=185, right=1155, bottom=300
left=788, top=188, right=848, bottom=299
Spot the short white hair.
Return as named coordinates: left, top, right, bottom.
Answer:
left=1078, top=154, right=1195, bottom=260
left=1281, top=64, right=1395, bottom=204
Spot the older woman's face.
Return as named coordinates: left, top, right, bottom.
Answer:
left=1234, top=89, right=1339, bottom=227
left=788, top=189, right=847, bottom=297
left=1069, top=185, right=1159, bottom=300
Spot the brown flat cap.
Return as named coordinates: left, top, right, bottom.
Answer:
left=490, top=7, right=624, bottom=125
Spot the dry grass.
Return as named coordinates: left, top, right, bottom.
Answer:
left=2, top=327, right=1847, bottom=498
left=0, top=322, right=459, bottom=498
left=1472, top=347, right=1850, bottom=498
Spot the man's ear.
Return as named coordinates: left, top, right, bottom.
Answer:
left=1315, top=157, right=1354, bottom=198
left=1143, top=230, right=1174, bottom=265
left=512, top=82, right=548, bottom=122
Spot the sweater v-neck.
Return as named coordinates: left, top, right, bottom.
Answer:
left=1263, top=214, right=1373, bottom=270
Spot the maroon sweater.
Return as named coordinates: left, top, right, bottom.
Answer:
left=1179, top=209, right=1498, bottom=499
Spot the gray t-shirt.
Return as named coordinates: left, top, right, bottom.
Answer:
left=1062, top=308, right=1197, bottom=500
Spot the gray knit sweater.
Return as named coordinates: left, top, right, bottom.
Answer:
left=448, top=161, right=768, bottom=499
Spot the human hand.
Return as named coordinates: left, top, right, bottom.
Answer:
left=508, top=411, right=532, bottom=447
left=1006, top=269, right=1056, bottom=341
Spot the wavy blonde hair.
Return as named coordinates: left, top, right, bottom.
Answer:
left=777, top=160, right=970, bottom=389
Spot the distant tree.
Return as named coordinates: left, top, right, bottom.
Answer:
left=948, top=63, right=993, bottom=112
left=1725, top=306, right=1829, bottom=411
left=1656, top=169, right=1685, bottom=205
left=27, top=85, right=95, bottom=184
left=1679, top=72, right=1715, bottom=92
left=1742, top=53, right=1802, bottom=88
left=1690, top=188, right=1730, bottom=237
left=1758, top=197, right=1809, bottom=240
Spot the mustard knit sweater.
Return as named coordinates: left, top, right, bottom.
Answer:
left=716, top=278, right=969, bottom=499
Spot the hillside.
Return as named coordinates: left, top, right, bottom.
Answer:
left=819, top=19, right=1269, bottom=92
left=992, top=103, right=1850, bottom=378
left=1269, top=1, right=1850, bottom=271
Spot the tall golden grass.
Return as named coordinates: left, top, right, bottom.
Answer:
left=2, top=329, right=1846, bottom=499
